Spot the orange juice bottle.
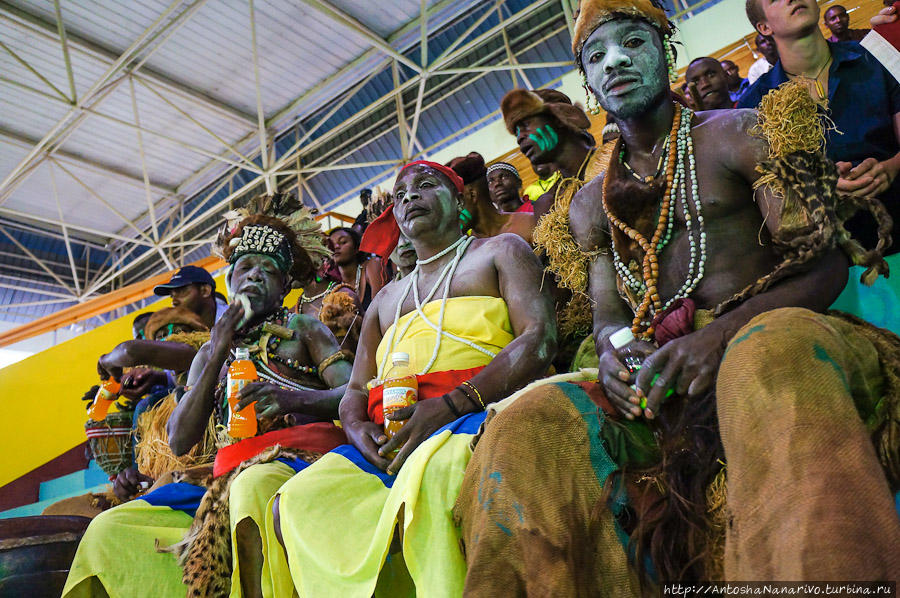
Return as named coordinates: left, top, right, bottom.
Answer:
left=382, top=352, right=418, bottom=441
left=227, top=348, right=258, bottom=439
left=87, top=378, right=121, bottom=421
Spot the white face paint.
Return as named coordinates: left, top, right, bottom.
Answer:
left=580, top=19, right=669, bottom=120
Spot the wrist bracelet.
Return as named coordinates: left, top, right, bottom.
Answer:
left=441, top=393, right=463, bottom=418
left=460, top=380, right=485, bottom=410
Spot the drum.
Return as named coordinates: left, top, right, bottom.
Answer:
left=85, top=410, right=134, bottom=478
left=0, top=515, right=91, bottom=597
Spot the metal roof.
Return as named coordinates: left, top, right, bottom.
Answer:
left=0, top=0, right=707, bottom=332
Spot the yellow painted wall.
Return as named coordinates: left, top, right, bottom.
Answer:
left=0, top=269, right=303, bottom=489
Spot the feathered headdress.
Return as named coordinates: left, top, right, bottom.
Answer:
left=214, top=192, right=330, bottom=288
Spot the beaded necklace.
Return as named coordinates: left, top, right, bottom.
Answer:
left=376, top=235, right=496, bottom=378
left=299, top=280, right=336, bottom=305
left=603, top=103, right=707, bottom=339
left=232, top=307, right=317, bottom=375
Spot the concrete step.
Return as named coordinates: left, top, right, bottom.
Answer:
left=0, top=483, right=109, bottom=519
left=38, top=460, right=109, bottom=502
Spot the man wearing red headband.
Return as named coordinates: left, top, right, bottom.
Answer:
left=268, top=160, right=558, bottom=596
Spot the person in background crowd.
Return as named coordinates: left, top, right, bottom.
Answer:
left=721, top=58, right=751, bottom=102
left=388, top=231, right=417, bottom=279
left=486, top=162, right=533, bottom=213
left=825, top=4, right=869, bottom=42
left=329, top=226, right=385, bottom=310
left=502, top=88, right=596, bottom=219
left=448, top=152, right=537, bottom=243
left=352, top=188, right=373, bottom=235
left=132, top=312, right=153, bottom=340
left=747, top=32, right=779, bottom=84
left=522, top=161, right=560, bottom=203
left=686, top=57, right=738, bottom=109
left=740, top=0, right=900, bottom=252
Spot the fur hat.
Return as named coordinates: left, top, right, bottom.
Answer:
left=500, top=88, right=591, bottom=135
left=572, top=0, right=673, bottom=66
left=144, top=306, right=209, bottom=342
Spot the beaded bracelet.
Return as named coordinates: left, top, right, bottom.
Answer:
left=459, top=381, right=485, bottom=411
left=441, top=393, right=463, bottom=418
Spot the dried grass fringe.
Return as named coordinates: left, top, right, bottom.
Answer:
left=135, top=395, right=218, bottom=480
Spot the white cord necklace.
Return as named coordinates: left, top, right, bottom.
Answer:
left=377, top=235, right=496, bottom=378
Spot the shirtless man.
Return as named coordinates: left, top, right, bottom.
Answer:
left=455, top=0, right=898, bottom=591
left=448, top=152, right=536, bottom=243
left=270, top=160, right=556, bottom=596
left=501, top=88, right=596, bottom=219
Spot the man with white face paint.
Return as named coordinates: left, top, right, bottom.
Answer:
left=455, top=0, right=899, bottom=591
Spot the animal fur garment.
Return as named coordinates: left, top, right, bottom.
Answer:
left=500, top=88, right=591, bottom=135
left=156, top=445, right=321, bottom=597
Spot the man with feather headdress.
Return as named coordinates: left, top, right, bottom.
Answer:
left=63, top=193, right=353, bottom=598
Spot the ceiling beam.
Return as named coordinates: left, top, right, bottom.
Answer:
left=0, top=0, right=258, bottom=126
left=0, top=126, right=174, bottom=194
left=300, top=0, right=422, bottom=73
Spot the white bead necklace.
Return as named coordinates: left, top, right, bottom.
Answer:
left=610, top=104, right=707, bottom=325
left=377, top=235, right=497, bottom=378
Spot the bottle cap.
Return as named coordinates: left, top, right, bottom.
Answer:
left=391, top=351, right=410, bottom=365
left=608, top=327, right=635, bottom=350
left=235, top=347, right=250, bottom=360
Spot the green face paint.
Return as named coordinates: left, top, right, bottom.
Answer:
left=528, top=124, right=559, bottom=152
left=459, top=208, right=473, bottom=232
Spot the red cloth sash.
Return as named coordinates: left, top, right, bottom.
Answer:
left=515, top=200, right=534, bottom=213
left=367, top=366, right=485, bottom=424
left=213, top=423, right=347, bottom=477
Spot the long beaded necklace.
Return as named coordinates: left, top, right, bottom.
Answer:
left=376, top=235, right=496, bottom=378
left=604, top=103, right=707, bottom=339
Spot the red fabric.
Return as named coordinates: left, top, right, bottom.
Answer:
left=515, top=200, right=534, bottom=213
left=212, top=423, right=347, bottom=477
left=399, top=160, right=465, bottom=193
left=367, top=366, right=485, bottom=424
left=872, top=3, right=900, bottom=49
left=359, top=203, right=400, bottom=263
left=651, top=297, right=696, bottom=347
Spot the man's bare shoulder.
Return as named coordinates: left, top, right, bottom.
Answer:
left=695, top=109, right=766, bottom=150
left=569, top=173, right=607, bottom=251
left=477, top=232, right=533, bottom=255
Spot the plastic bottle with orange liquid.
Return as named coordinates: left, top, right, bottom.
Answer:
left=227, top=347, right=258, bottom=438
left=87, top=378, right=121, bottom=421
left=382, top=352, right=418, bottom=442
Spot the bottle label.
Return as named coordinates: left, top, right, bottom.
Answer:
left=227, top=376, right=251, bottom=423
left=383, top=386, right=417, bottom=413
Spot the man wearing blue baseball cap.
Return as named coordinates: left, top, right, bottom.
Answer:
left=153, top=265, right=226, bottom=328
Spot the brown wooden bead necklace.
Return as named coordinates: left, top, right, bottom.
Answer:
left=602, top=107, right=681, bottom=339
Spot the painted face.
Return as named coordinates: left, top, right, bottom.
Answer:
left=227, top=254, right=286, bottom=315
left=392, top=165, right=459, bottom=239
left=390, top=232, right=418, bottom=271
left=686, top=59, right=732, bottom=109
left=515, top=114, right=560, bottom=164
left=328, top=230, right=358, bottom=266
left=756, top=0, right=819, bottom=39
left=755, top=33, right=778, bottom=64
left=580, top=19, right=669, bottom=120
left=824, top=6, right=849, bottom=35
left=487, top=169, right=523, bottom=211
